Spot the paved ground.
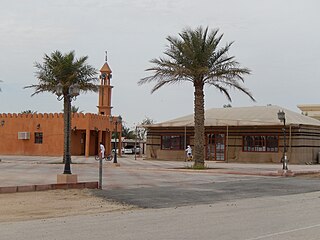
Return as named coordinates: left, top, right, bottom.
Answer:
left=2, top=155, right=320, bottom=208
left=2, top=155, right=320, bottom=239
left=1, top=155, right=320, bottom=192
left=2, top=154, right=320, bottom=186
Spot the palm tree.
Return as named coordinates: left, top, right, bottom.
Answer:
left=122, top=124, right=136, bottom=139
left=139, top=26, right=255, bottom=167
left=25, top=50, right=98, bottom=170
left=21, top=110, right=37, bottom=114
left=71, top=105, right=84, bottom=113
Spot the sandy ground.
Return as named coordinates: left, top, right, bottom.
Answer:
left=0, top=189, right=136, bottom=223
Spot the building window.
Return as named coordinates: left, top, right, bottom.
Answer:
left=35, top=132, right=43, bottom=144
left=243, top=135, right=278, bottom=152
left=161, top=135, right=186, bottom=150
left=266, top=136, right=279, bottom=152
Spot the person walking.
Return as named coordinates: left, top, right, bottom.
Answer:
left=99, top=142, right=105, bottom=159
left=185, top=145, right=193, bottom=161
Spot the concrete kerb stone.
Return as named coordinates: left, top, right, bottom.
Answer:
left=0, top=186, right=18, bottom=193
left=152, top=166, right=320, bottom=177
left=35, top=184, right=54, bottom=191
left=139, top=167, right=281, bottom=177
left=213, top=169, right=320, bottom=177
left=0, top=182, right=99, bottom=194
left=17, top=185, right=36, bottom=192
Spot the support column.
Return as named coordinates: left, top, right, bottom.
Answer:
left=98, top=130, right=103, bottom=145
left=105, top=130, right=111, bottom=155
left=85, top=128, right=91, bottom=157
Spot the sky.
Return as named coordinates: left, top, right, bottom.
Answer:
left=0, top=0, right=319, bottom=129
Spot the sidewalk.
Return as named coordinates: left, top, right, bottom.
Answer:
left=1, top=154, right=320, bottom=194
left=202, top=161, right=320, bottom=176
left=0, top=155, right=99, bottom=192
left=1, top=154, right=320, bottom=180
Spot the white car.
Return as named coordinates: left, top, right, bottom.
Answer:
left=123, top=145, right=134, bottom=154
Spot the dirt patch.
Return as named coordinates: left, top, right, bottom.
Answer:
left=0, top=189, right=136, bottom=223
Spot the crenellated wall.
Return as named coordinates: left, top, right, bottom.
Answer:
left=0, top=112, right=121, bottom=157
left=0, top=113, right=64, bottom=156
left=0, top=112, right=116, bottom=119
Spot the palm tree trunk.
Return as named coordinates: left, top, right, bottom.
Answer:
left=193, top=83, right=205, bottom=167
left=63, top=96, right=72, bottom=170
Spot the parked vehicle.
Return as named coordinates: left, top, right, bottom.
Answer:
left=112, top=148, right=125, bottom=154
left=134, top=146, right=141, bottom=154
left=123, top=145, right=134, bottom=154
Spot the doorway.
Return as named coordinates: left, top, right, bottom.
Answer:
left=80, top=132, right=86, bottom=155
left=206, top=133, right=225, bottom=161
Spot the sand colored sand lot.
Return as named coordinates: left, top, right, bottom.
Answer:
left=0, top=189, right=135, bottom=223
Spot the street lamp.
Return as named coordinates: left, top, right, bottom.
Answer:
left=110, top=115, right=122, bottom=164
left=277, top=110, right=288, bottom=170
left=56, top=82, right=80, bottom=174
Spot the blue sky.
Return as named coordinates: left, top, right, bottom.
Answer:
left=0, top=0, right=319, bottom=128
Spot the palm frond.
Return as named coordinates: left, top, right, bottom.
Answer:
left=139, top=25, right=253, bottom=100
left=26, top=50, right=98, bottom=97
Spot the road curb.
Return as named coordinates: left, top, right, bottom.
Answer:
left=0, top=181, right=99, bottom=194
left=129, top=167, right=320, bottom=177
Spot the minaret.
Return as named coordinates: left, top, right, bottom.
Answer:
left=97, top=51, right=113, bottom=116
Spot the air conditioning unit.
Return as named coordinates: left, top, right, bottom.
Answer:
left=18, top=132, right=30, bottom=140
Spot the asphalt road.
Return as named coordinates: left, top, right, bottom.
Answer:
left=2, top=191, right=320, bottom=240
left=99, top=176, right=320, bottom=208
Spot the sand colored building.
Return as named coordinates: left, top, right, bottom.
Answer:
left=145, top=105, right=320, bottom=164
left=297, top=104, right=320, bottom=121
left=0, top=58, right=122, bottom=157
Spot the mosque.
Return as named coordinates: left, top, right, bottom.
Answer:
left=0, top=57, right=121, bottom=157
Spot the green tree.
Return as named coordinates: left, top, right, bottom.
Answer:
left=138, top=117, right=155, bottom=141
left=25, top=50, right=98, bottom=165
left=139, top=26, right=254, bottom=167
left=71, top=105, right=84, bottom=113
left=21, top=110, right=37, bottom=114
left=122, top=124, right=136, bottom=139
left=223, top=104, right=232, bottom=108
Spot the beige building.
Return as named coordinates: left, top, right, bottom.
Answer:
left=145, top=105, right=320, bottom=164
left=297, top=104, right=320, bottom=121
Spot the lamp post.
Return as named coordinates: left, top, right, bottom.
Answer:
left=277, top=110, right=288, bottom=170
left=56, top=82, right=80, bottom=174
left=110, top=115, right=122, bottom=164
